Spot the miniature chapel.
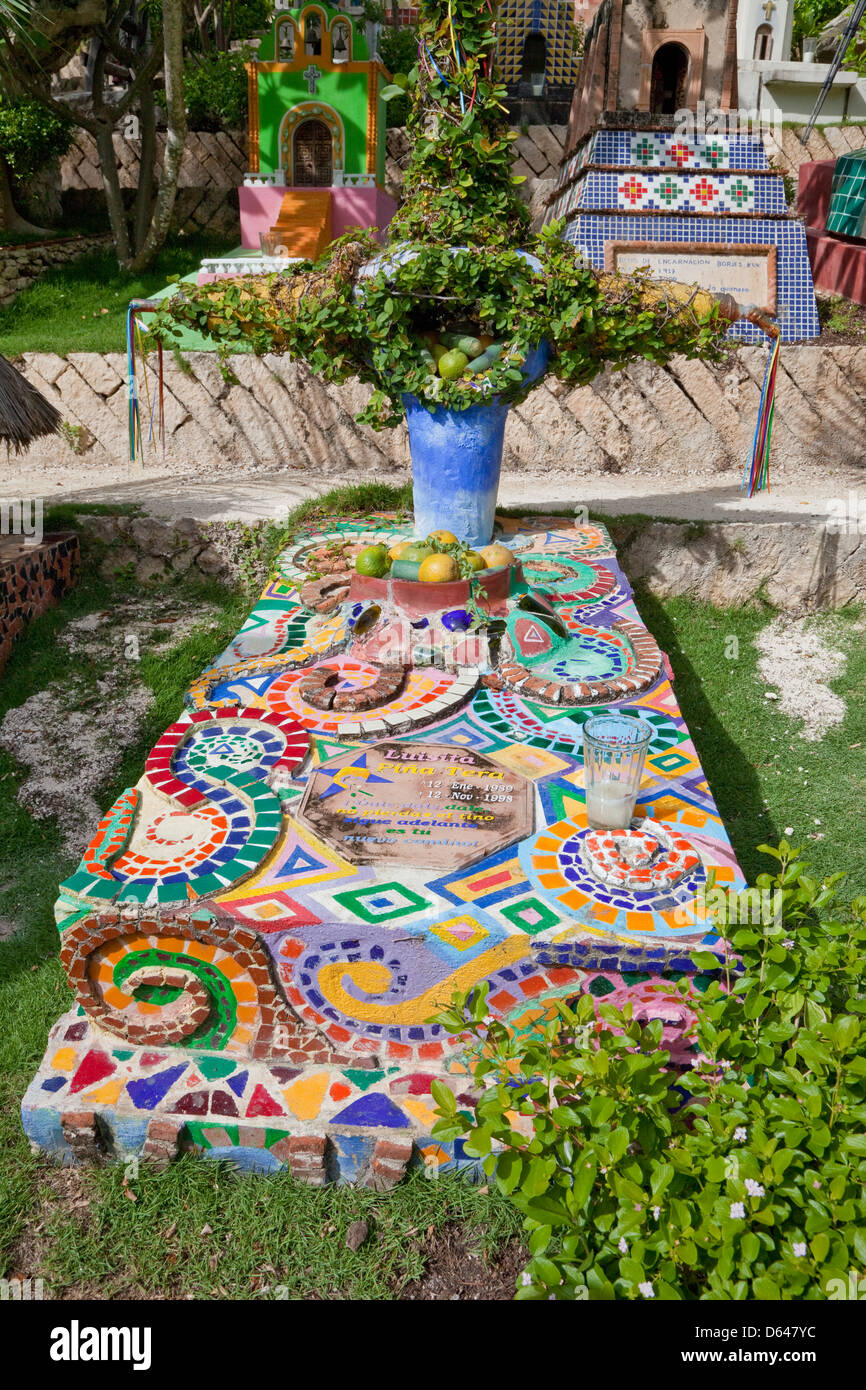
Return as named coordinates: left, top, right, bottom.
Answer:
left=240, top=2, right=397, bottom=260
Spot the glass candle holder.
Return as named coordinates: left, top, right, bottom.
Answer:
left=582, top=713, right=654, bottom=830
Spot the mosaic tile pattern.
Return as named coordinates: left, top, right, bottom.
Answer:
left=566, top=172, right=785, bottom=216
left=26, top=513, right=743, bottom=1179
left=548, top=126, right=819, bottom=343
left=559, top=131, right=772, bottom=175
left=0, top=532, right=79, bottom=675
left=496, top=0, right=581, bottom=88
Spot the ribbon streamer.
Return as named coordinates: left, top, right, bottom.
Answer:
left=741, top=315, right=781, bottom=497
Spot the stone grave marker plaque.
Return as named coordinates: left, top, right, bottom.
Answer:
left=604, top=242, right=777, bottom=312
left=298, top=741, right=534, bottom=869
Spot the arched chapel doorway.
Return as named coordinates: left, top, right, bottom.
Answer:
left=650, top=42, right=689, bottom=114
left=521, top=32, right=547, bottom=83
left=293, top=118, right=332, bottom=186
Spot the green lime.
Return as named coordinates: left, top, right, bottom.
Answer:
left=400, top=542, right=434, bottom=563
left=355, top=544, right=390, bottom=578
left=438, top=349, right=468, bottom=380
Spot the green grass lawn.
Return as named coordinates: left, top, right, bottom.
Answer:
left=0, top=489, right=862, bottom=1299
left=0, top=233, right=236, bottom=357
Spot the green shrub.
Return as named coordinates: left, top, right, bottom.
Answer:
left=432, top=842, right=866, bottom=1300
left=0, top=97, right=72, bottom=182
left=183, top=48, right=252, bottom=131
left=379, top=23, right=418, bottom=128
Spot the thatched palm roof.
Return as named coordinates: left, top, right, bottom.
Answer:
left=0, top=353, right=61, bottom=453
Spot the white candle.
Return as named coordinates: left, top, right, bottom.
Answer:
left=586, top=779, right=635, bottom=830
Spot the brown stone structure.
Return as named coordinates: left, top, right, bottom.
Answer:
left=567, top=0, right=740, bottom=149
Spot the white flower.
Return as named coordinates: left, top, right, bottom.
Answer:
left=730, top=1202, right=746, bottom=1218
left=793, top=1243, right=807, bottom=1258
left=784, top=827, right=794, bottom=836
left=734, top=1127, right=747, bottom=1141
left=652, top=1206, right=661, bottom=1219
left=618, top=1237, right=628, bottom=1253
left=745, top=1179, right=765, bottom=1197
left=783, top=939, right=795, bottom=950
left=718, top=1059, right=733, bottom=1070
left=638, top=1281, right=654, bottom=1299
left=521, top=1272, right=532, bottom=1286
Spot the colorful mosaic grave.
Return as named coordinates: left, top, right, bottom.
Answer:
left=24, top=514, right=745, bottom=1183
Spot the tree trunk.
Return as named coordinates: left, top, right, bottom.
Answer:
left=95, top=122, right=132, bottom=264
left=0, top=155, right=52, bottom=236
left=133, top=85, right=156, bottom=254
left=125, top=0, right=186, bottom=272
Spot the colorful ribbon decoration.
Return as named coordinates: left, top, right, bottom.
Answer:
left=741, top=322, right=780, bottom=497
left=126, top=299, right=164, bottom=467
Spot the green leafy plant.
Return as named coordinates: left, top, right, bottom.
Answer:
left=151, top=1, right=731, bottom=429
left=0, top=97, right=72, bottom=184
left=180, top=47, right=253, bottom=131
left=430, top=843, right=866, bottom=1300
left=378, top=22, right=418, bottom=127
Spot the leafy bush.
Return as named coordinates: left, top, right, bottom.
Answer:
left=183, top=48, right=252, bottom=130
left=0, top=97, right=72, bottom=183
left=431, top=843, right=866, bottom=1300
left=379, top=23, right=418, bottom=127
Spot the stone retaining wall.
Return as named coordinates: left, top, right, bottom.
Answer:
left=71, top=511, right=866, bottom=615
left=61, top=129, right=248, bottom=240
left=0, top=234, right=111, bottom=307
left=15, top=343, right=866, bottom=482
left=50, top=118, right=866, bottom=247
left=57, top=124, right=566, bottom=239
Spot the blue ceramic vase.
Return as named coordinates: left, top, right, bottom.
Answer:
left=402, top=340, right=550, bottom=549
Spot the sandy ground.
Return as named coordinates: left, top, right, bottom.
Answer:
left=3, top=447, right=862, bottom=526
left=755, top=614, right=853, bottom=742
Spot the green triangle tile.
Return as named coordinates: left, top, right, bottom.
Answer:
left=198, top=1057, right=237, bottom=1081
left=264, top=1126, right=293, bottom=1149
left=340, top=1069, right=386, bottom=1091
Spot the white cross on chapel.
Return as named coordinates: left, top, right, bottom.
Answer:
left=304, top=64, right=321, bottom=94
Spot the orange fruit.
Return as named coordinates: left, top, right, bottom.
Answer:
left=388, top=539, right=414, bottom=562
left=465, top=549, right=487, bottom=572
left=427, top=529, right=458, bottom=544
left=418, top=553, right=460, bottom=584
left=478, top=543, right=515, bottom=569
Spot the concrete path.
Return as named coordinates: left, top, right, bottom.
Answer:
left=21, top=467, right=854, bottom=528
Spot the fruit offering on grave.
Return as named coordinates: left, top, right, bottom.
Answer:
left=437, top=349, right=468, bottom=381
left=420, top=327, right=507, bottom=383
left=418, top=552, right=460, bottom=583
left=351, top=534, right=515, bottom=584
left=478, top=543, right=515, bottom=569
left=355, top=544, right=391, bottom=578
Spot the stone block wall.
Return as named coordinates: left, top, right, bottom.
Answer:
left=15, top=343, right=866, bottom=483
left=51, top=119, right=866, bottom=248
left=0, top=234, right=111, bottom=308
left=55, top=124, right=566, bottom=242
left=60, top=129, right=249, bottom=240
